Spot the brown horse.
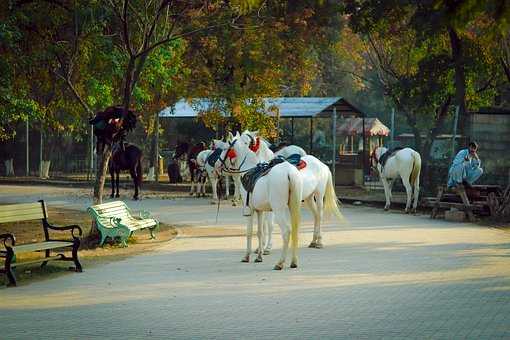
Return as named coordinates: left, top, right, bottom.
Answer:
left=109, top=142, right=143, bottom=200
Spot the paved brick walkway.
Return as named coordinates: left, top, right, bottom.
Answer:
left=1, top=185, right=510, bottom=339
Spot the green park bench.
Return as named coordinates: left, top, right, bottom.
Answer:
left=0, top=200, right=83, bottom=287
left=87, top=201, right=159, bottom=247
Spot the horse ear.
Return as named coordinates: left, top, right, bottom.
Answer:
left=227, top=131, right=234, bottom=141
left=234, top=131, right=240, bottom=138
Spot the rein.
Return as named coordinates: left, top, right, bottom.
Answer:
left=219, top=139, right=250, bottom=175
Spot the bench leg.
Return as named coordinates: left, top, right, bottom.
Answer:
left=72, top=238, right=83, bottom=272
left=4, top=248, right=16, bottom=287
left=149, top=225, right=157, bottom=239
left=431, top=186, right=444, bottom=219
left=41, top=249, right=51, bottom=268
left=457, top=186, right=475, bottom=222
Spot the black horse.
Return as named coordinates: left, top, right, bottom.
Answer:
left=109, top=142, right=143, bottom=200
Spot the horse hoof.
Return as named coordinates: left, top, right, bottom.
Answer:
left=290, top=263, right=298, bottom=269
left=116, top=194, right=120, bottom=198
left=405, top=210, right=410, bottom=214
left=273, top=264, right=283, bottom=270
left=263, top=250, right=270, bottom=255
left=255, top=257, right=263, bottom=263
left=241, top=256, right=250, bottom=263
left=308, top=242, right=317, bottom=248
left=232, top=202, right=237, bottom=207
left=110, top=194, right=114, bottom=198
left=315, top=243, right=324, bottom=249
left=384, top=207, right=389, bottom=211
left=210, top=201, right=217, bottom=205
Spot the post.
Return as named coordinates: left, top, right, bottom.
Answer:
left=26, top=119, right=29, bottom=176
left=451, top=105, right=460, bottom=162
left=290, top=117, right=295, bottom=144
left=332, top=107, right=337, bottom=181
left=39, top=125, right=43, bottom=176
left=309, top=117, right=314, bottom=153
left=362, top=116, right=366, bottom=179
left=155, top=111, right=160, bottom=183
left=89, top=124, right=94, bottom=181
left=390, top=108, right=395, bottom=145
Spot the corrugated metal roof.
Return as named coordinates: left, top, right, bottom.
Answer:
left=159, top=97, right=363, bottom=118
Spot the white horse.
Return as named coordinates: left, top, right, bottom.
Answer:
left=239, top=131, right=307, bottom=253
left=193, top=150, right=212, bottom=197
left=274, top=144, right=307, bottom=158
left=222, top=132, right=303, bottom=270
left=235, top=130, right=343, bottom=254
left=211, top=137, right=242, bottom=206
left=372, top=147, right=421, bottom=213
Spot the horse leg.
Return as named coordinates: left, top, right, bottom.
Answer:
left=412, top=177, right=420, bottom=213
left=263, top=212, right=273, bottom=255
left=306, top=195, right=323, bottom=248
left=210, top=175, right=218, bottom=204
left=273, top=208, right=291, bottom=270
left=201, top=175, right=207, bottom=197
left=115, top=171, right=120, bottom=198
left=225, top=175, right=230, bottom=199
left=232, top=175, right=241, bottom=206
left=381, top=177, right=391, bottom=210
left=254, top=211, right=264, bottom=262
left=401, top=175, right=413, bottom=213
left=129, top=169, right=138, bottom=200
left=242, top=214, right=254, bottom=263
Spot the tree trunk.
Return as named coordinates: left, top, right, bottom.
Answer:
left=93, top=144, right=112, bottom=205
left=122, top=57, right=136, bottom=116
left=448, top=26, right=468, bottom=136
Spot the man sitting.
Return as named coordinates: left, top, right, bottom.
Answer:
left=447, top=142, right=483, bottom=189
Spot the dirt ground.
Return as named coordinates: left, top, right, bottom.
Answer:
left=0, top=206, right=177, bottom=287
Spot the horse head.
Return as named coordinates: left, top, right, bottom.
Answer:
left=90, top=106, right=137, bottom=152
left=173, top=142, right=190, bottom=160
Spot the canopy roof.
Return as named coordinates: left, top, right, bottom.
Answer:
left=337, top=117, right=390, bottom=137
left=159, top=97, right=365, bottom=118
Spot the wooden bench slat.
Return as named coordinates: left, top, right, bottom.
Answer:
left=11, top=255, right=63, bottom=267
left=0, top=212, right=46, bottom=223
left=89, top=202, right=126, bottom=209
left=0, top=206, right=44, bottom=216
left=12, top=241, right=74, bottom=253
left=0, top=202, right=43, bottom=212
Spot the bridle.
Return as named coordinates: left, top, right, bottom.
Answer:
left=219, top=139, right=250, bottom=175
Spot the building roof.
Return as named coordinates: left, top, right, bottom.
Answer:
left=337, top=117, right=390, bottom=137
left=159, top=97, right=365, bottom=118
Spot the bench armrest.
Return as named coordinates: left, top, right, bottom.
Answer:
left=46, top=224, right=83, bottom=239
left=139, top=210, right=153, bottom=219
left=0, top=233, right=16, bottom=248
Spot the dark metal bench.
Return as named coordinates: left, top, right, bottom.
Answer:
left=0, top=200, right=82, bottom=287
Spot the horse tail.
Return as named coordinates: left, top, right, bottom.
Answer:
left=288, top=171, right=302, bottom=253
left=324, top=169, right=345, bottom=222
left=409, top=151, right=421, bottom=189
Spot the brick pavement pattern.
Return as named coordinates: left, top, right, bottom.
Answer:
left=1, top=185, right=510, bottom=339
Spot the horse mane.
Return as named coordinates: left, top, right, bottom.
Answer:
left=270, top=142, right=289, bottom=152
